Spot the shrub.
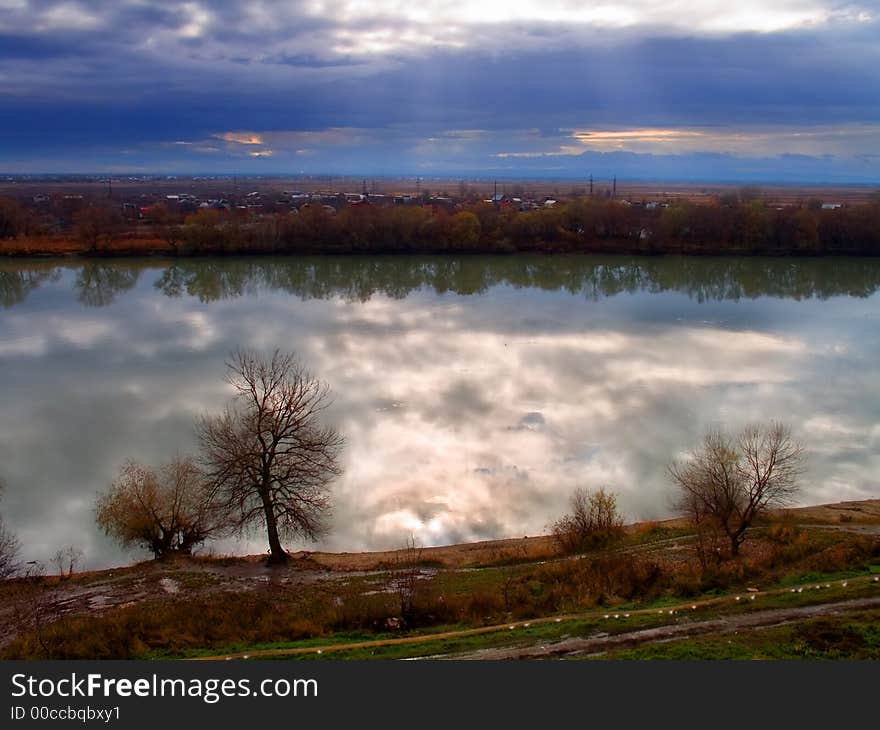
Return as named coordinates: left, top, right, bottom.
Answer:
left=551, top=487, right=625, bottom=554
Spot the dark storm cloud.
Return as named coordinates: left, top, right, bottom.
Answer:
left=0, top=1, right=878, bottom=177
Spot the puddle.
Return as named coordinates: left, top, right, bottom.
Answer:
left=159, top=578, right=180, bottom=594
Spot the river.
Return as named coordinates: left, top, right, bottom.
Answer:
left=1, top=255, right=878, bottom=568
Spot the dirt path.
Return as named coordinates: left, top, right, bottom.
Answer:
left=450, top=596, right=880, bottom=659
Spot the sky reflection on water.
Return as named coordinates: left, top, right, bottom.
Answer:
left=0, top=256, right=878, bottom=568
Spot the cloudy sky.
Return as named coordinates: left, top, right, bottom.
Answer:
left=1, top=0, right=879, bottom=180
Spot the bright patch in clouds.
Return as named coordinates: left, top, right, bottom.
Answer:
left=287, top=1, right=876, bottom=57
left=177, top=2, right=211, bottom=39
left=39, top=1, right=103, bottom=31
left=311, top=0, right=864, bottom=36
left=496, top=125, right=880, bottom=158
left=206, top=128, right=370, bottom=156
left=215, top=132, right=264, bottom=146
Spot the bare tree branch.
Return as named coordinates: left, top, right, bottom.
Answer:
left=669, top=421, right=805, bottom=557
left=198, top=349, right=344, bottom=564
left=0, top=481, right=21, bottom=579
left=96, top=455, right=227, bottom=558
left=551, top=486, right=625, bottom=554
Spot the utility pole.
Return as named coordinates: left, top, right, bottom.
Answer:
left=494, top=179, right=498, bottom=206
left=612, top=176, right=617, bottom=199
left=362, top=178, right=367, bottom=196
left=589, top=174, right=593, bottom=197
left=416, top=176, right=421, bottom=197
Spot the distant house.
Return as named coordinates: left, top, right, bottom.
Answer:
left=121, top=202, right=140, bottom=219
left=288, top=193, right=311, bottom=205
left=821, top=203, right=842, bottom=210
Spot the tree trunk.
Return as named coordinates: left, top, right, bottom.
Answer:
left=261, top=487, right=288, bottom=565
left=729, top=534, right=740, bottom=557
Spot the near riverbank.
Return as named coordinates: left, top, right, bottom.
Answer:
left=2, top=499, right=878, bottom=660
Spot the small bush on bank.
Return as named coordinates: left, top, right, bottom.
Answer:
left=551, top=487, right=625, bottom=554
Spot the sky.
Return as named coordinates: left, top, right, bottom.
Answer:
left=1, top=0, right=879, bottom=181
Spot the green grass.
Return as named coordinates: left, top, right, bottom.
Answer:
left=180, top=571, right=880, bottom=661
left=277, top=618, right=613, bottom=661
left=142, top=631, right=398, bottom=660
left=593, top=608, right=880, bottom=660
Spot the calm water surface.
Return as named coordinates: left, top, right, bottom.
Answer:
left=1, top=255, right=878, bottom=568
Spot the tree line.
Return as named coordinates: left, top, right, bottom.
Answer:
left=3, top=192, right=880, bottom=256
left=108, top=195, right=880, bottom=256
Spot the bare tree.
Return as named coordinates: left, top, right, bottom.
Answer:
left=0, top=518, right=19, bottom=579
left=51, top=546, right=84, bottom=579
left=490, top=539, right=529, bottom=612
left=198, top=349, right=344, bottom=565
left=72, top=204, right=121, bottom=252
left=6, top=561, right=65, bottom=658
left=551, top=486, right=625, bottom=554
left=144, top=202, right=183, bottom=254
left=96, top=456, right=227, bottom=558
left=669, top=422, right=804, bottom=557
left=0, top=482, right=20, bottom=579
left=389, top=535, right=423, bottom=626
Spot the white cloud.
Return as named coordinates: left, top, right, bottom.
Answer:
left=38, top=2, right=103, bottom=31
left=494, top=124, right=880, bottom=158
left=302, top=1, right=868, bottom=49
left=177, top=2, right=211, bottom=39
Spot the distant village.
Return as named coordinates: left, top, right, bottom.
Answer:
left=1, top=173, right=873, bottom=258
left=4, top=173, right=854, bottom=228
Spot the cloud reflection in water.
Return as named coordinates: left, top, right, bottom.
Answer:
left=0, top=255, right=878, bottom=568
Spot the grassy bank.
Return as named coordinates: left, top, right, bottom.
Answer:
left=596, top=605, right=880, bottom=660
left=2, top=500, right=878, bottom=660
